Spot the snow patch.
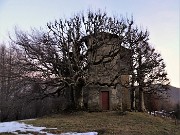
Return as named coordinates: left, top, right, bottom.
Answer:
left=0, top=121, right=55, bottom=134
left=20, top=118, right=36, bottom=121
left=0, top=121, right=98, bottom=135
left=60, top=132, right=98, bottom=135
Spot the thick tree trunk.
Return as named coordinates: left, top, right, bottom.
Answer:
left=69, top=86, right=76, bottom=110
left=130, top=75, right=136, bottom=111
left=138, top=87, right=146, bottom=112
left=131, top=88, right=136, bottom=111
left=137, top=54, right=146, bottom=112
left=69, top=84, right=84, bottom=111
left=74, top=85, right=84, bottom=110
left=77, top=88, right=84, bottom=109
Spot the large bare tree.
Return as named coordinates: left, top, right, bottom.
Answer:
left=13, top=11, right=133, bottom=110
left=12, top=10, right=170, bottom=111
left=125, top=24, right=170, bottom=112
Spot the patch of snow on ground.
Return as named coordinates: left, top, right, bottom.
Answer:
left=60, top=132, right=98, bottom=135
left=20, top=118, right=36, bottom=121
left=0, top=121, right=55, bottom=135
left=0, top=121, right=98, bottom=135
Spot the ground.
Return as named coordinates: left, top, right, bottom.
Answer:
left=0, top=111, right=179, bottom=135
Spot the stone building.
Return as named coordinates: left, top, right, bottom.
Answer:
left=83, top=32, right=132, bottom=111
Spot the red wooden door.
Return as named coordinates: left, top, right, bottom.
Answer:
left=101, top=91, right=109, bottom=110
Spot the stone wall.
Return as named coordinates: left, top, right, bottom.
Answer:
left=83, top=32, right=132, bottom=111
left=84, top=85, right=121, bottom=111
left=84, top=75, right=130, bottom=111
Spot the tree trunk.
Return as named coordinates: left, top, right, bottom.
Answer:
left=131, top=88, right=136, bottom=111
left=138, top=87, right=146, bottom=112
left=69, top=84, right=84, bottom=111
left=77, top=89, right=84, bottom=109
left=130, top=75, right=136, bottom=111
left=75, top=86, right=84, bottom=110
left=69, top=86, right=76, bottom=110
left=137, top=53, right=146, bottom=112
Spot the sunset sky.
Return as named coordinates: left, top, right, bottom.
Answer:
left=0, top=0, right=179, bottom=87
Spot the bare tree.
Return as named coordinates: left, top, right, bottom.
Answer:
left=0, top=44, right=20, bottom=120
left=12, top=11, right=134, bottom=110
left=125, top=24, right=170, bottom=112
left=12, top=10, right=169, bottom=112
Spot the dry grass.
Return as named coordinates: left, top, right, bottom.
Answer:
left=21, top=111, right=180, bottom=135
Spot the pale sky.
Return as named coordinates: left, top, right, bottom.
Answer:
left=0, top=0, right=179, bottom=87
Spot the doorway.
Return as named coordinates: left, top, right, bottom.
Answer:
left=101, top=91, right=109, bottom=110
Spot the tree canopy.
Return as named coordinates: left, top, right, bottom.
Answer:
left=11, top=10, right=170, bottom=111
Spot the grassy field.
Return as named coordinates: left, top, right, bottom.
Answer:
left=1, top=111, right=179, bottom=135
left=19, top=111, right=180, bottom=135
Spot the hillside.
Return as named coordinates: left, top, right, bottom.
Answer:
left=8, top=111, right=179, bottom=135
left=168, top=86, right=180, bottom=105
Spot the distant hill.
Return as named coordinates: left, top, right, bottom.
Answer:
left=168, top=85, right=180, bottom=105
